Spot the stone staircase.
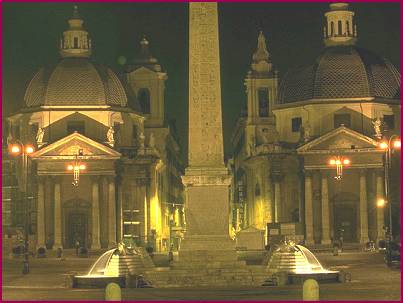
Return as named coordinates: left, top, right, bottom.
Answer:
left=143, top=250, right=270, bottom=288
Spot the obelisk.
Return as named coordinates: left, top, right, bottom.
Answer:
left=181, top=2, right=234, bottom=253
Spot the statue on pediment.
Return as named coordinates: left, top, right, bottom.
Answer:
left=372, top=117, right=383, bottom=139
left=36, top=127, right=45, bottom=145
left=106, top=126, right=115, bottom=147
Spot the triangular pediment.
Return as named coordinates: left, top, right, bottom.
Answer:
left=297, top=126, right=379, bottom=153
left=31, top=132, right=121, bottom=159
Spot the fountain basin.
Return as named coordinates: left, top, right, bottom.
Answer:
left=72, top=243, right=154, bottom=288
left=73, top=275, right=126, bottom=288
left=266, top=241, right=343, bottom=284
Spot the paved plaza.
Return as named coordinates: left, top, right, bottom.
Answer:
left=2, top=250, right=400, bottom=301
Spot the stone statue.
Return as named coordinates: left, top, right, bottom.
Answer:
left=372, top=117, right=383, bottom=139
left=260, top=128, right=270, bottom=144
left=36, top=127, right=45, bottom=145
left=139, top=132, right=145, bottom=148
left=149, top=132, right=155, bottom=148
left=303, top=123, right=311, bottom=143
left=106, top=126, right=115, bottom=147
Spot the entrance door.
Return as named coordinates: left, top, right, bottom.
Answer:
left=67, top=213, right=88, bottom=248
left=334, top=205, right=356, bottom=242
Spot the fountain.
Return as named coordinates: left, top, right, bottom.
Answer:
left=73, top=242, right=154, bottom=288
left=266, top=241, right=341, bottom=284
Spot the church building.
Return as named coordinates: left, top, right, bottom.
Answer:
left=230, top=3, right=400, bottom=246
left=4, top=7, right=184, bottom=252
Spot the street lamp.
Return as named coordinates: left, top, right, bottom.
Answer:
left=67, top=149, right=86, bottom=186
left=9, top=141, right=35, bottom=274
left=378, top=135, right=401, bottom=238
left=378, top=135, right=400, bottom=267
left=328, top=156, right=351, bottom=180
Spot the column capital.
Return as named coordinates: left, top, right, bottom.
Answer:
left=106, top=175, right=116, bottom=183
left=49, top=175, right=62, bottom=183
left=304, top=170, right=313, bottom=178
left=374, top=168, right=384, bottom=177
left=136, top=177, right=150, bottom=186
left=321, top=170, right=330, bottom=178
left=359, top=168, right=367, bottom=176
left=90, top=175, right=101, bottom=183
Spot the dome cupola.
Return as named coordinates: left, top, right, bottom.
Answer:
left=323, top=3, right=357, bottom=47
left=59, top=5, right=92, bottom=58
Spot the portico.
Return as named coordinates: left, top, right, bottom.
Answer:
left=31, top=132, right=121, bottom=249
left=297, top=126, right=385, bottom=245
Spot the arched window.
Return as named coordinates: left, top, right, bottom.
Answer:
left=338, top=20, right=342, bottom=36
left=330, top=22, right=334, bottom=36
left=346, top=21, right=350, bottom=35
left=138, top=88, right=150, bottom=114
left=258, top=88, right=269, bottom=117
left=74, top=37, right=78, bottom=49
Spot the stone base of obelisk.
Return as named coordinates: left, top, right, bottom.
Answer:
left=143, top=169, right=269, bottom=288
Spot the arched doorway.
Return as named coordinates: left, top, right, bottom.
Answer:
left=331, top=192, right=358, bottom=243
left=63, top=199, right=90, bottom=248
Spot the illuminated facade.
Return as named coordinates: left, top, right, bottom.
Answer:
left=231, top=3, right=400, bottom=245
left=5, top=7, right=184, bottom=252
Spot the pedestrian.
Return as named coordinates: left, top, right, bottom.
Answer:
left=75, top=239, right=80, bottom=256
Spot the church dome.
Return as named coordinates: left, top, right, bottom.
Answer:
left=24, top=58, right=127, bottom=107
left=24, top=6, right=128, bottom=108
left=279, top=45, right=401, bottom=104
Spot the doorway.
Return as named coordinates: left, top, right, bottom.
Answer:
left=334, top=205, right=357, bottom=242
left=66, top=212, right=88, bottom=248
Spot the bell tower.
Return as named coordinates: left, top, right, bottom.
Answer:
left=59, top=6, right=92, bottom=58
left=125, top=37, right=167, bottom=127
left=323, top=3, right=357, bottom=47
left=244, top=31, right=279, bottom=152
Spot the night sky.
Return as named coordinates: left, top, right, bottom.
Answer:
left=2, top=2, right=400, bottom=160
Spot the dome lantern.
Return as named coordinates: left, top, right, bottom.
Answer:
left=59, top=5, right=92, bottom=58
left=323, top=3, right=357, bottom=47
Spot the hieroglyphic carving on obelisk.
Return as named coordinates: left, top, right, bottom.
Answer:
left=181, top=2, right=233, bottom=249
left=188, top=2, right=224, bottom=168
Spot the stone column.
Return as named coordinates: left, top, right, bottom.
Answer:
left=36, top=176, right=46, bottom=249
left=376, top=170, right=385, bottom=241
left=271, top=159, right=282, bottom=223
left=304, top=171, right=314, bottom=245
left=274, top=180, right=281, bottom=223
left=359, top=169, right=369, bottom=244
left=321, top=171, right=331, bottom=245
left=53, top=177, right=62, bottom=249
left=117, top=179, right=123, bottom=243
left=91, top=176, right=101, bottom=249
left=108, top=176, right=116, bottom=248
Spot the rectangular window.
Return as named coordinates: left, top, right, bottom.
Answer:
left=67, top=121, right=85, bottom=135
left=258, top=88, right=269, bottom=117
left=292, top=117, right=302, bottom=132
left=334, top=113, right=351, bottom=128
left=383, top=114, right=395, bottom=131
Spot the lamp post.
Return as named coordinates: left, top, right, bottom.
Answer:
left=378, top=135, right=400, bottom=267
left=378, top=135, right=401, bottom=240
left=328, top=156, right=351, bottom=180
left=9, top=141, right=35, bottom=274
